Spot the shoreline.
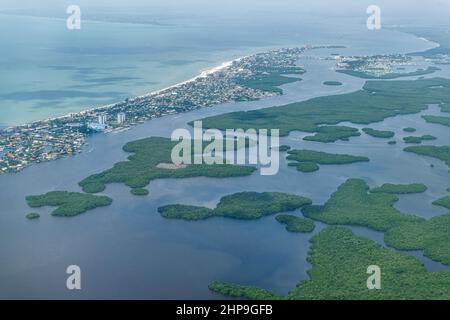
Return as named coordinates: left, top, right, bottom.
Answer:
left=3, top=58, right=243, bottom=130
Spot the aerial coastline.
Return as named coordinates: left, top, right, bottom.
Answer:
left=0, top=46, right=309, bottom=174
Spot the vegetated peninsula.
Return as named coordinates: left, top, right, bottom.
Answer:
left=303, top=126, right=361, bottom=143
left=370, top=183, right=427, bottom=194
left=286, top=149, right=369, bottom=173
left=209, top=226, right=450, bottom=300
left=302, top=179, right=424, bottom=231
left=422, top=115, right=450, bottom=127
left=197, top=78, right=450, bottom=139
left=404, top=145, right=450, bottom=171
left=362, top=128, right=395, bottom=139
left=236, top=64, right=304, bottom=94
left=433, top=196, right=450, bottom=209
left=337, top=66, right=439, bottom=79
left=384, top=213, right=450, bottom=265
left=158, top=192, right=312, bottom=221
left=78, top=137, right=256, bottom=194
left=25, top=191, right=112, bottom=217
left=403, top=135, right=437, bottom=144
left=275, top=214, right=315, bottom=233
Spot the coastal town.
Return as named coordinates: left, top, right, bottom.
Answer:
left=332, top=54, right=437, bottom=78
left=0, top=47, right=307, bottom=174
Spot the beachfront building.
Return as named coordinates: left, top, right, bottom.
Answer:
left=117, top=112, right=126, bottom=124
left=98, top=114, right=107, bottom=125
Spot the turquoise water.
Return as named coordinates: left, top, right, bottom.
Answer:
left=0, top=6, right=435, bottom=126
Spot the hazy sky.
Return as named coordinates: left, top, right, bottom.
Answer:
left=0, top=0, right=449, bottom=26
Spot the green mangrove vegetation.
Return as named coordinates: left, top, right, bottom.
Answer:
left=286, top=150, right=369, bottom=173
left=362, top=128, right=395, bottom=139
left=130, top=188, right=149, bottom=196
left=336, top=66, right=439, bottom=79
left=26, top=213, right=40, bottom=220
left=403, top=135, right=437, bottom=144
left=323, top=81, right=342, bottom=86
left=158, top=205, right=213, bottom=220
left=236, top=65, right=304, bottom=94
left=303, top=126, right=360, bottom=143
left=208, top=281, right=281, bottom=300
left=403, top=127, right=417, bottom=133
left=26, top=191, right=113, bottom=217
left=433, top=196, right=450, bottom=209
left=210, top=226, right=450, bottom=300
left=302, top=179, right=424, bottom=231
left=404, top=145, right=450, bottom=171
left=370, top=183, right=427, bottom=194
left=384, top=213, right=450, bottom=265
left=275, top=214, right=315, bottom=233
left=158, top=192, right=312, bottom=221
left=422, top=115, right=450, bottom=127
left=78, top=137, right=256, bottom=194
left=198, top=78, right=450, bottom=139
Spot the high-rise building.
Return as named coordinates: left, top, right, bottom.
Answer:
left=98, top=114, right=107, bottom=125
left=117, top=112, right=126, bottom=124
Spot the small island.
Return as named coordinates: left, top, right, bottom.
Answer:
left=26, top=213, right=40, bottom=220
left=370, top=183, right=427, bottom=194
left=403, top=127, right=417, bottom=133
left=388, top=140, right=397, bottom=145
left=323, top=81, right=342, bottom=86
left=403, top=135, right=437, bottom=144
left=287, top=149, right=369, bottom=173
left=26, top=191, right=113, bottom=217
left=275, top=214, right=315, bottom=233
left=303, top=126, right=360, bottom=143
left=273, top=145, right=291, bottom=152
left=158, top=192, right=312, bottom=221
left=362, top=128, right=395, bottom=139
